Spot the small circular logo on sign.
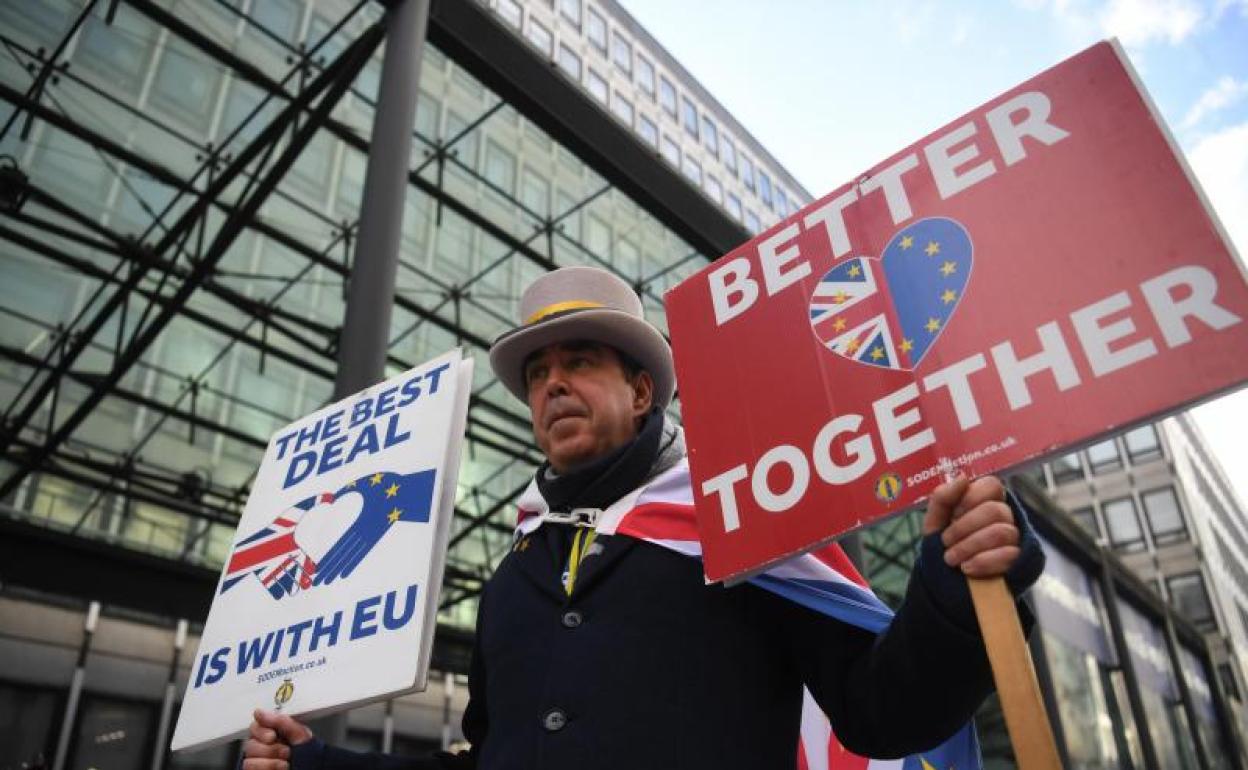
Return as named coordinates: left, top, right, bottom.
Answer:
left=274, top=679, right=295, bottom=708
left=874, top=472, right=903, bottom=503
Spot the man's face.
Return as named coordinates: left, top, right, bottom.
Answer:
left=524, top=342, right=654, bottom=473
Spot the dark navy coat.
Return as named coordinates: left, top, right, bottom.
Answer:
left=294, top=522, right=1010, bottom=770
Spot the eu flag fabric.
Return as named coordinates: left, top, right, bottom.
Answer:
left=810, top=217, right=973, bottom=372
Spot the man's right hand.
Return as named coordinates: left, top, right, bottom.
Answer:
left=242, top=709, right=314, bottom=770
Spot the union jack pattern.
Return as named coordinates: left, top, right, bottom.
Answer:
left=809, top=217, right=973, bottom=372
left=514, top=459, right=981, bottom=770
left=220, top=492, right=333, bottom=599
left=810, top=257, right=909, bottom=370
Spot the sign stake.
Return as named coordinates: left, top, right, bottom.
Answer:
left=968, top=576, right=1062, bottom=769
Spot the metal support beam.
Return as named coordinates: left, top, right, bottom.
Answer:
left=325, top=5, right=440, bottom=733
left=1098, top=548, right=1161, bottom=770
left=0, top=0, right=98, bottom=143
left=335, top=0, right=430, bottom=397
left=0, top=22, right=384, bottom=502
left=1160, top=610, right=1211, bottom=770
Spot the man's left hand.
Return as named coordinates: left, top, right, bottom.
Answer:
left=922, top=475, right=1019, bottom=579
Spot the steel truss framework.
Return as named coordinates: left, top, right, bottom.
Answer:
left=0, top=0, right=747, bottom=667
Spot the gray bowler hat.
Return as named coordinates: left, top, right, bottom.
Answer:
left=488, top=266, right=675, bottom=406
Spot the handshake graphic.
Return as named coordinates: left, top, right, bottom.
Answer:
left=221, top=469, right=437, bottom=599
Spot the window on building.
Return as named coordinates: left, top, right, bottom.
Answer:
left=776, top=188, right=790, bottom=217
left=525, top=18, right=553, bottom=56
left=0, top=682, right=59, bottom=770
left=558, top=0, right=580, bottom=27
left=611, top=31, right=631, bottom=75
left=681, top=155, right=702, bottom=186
left=1124, top=424, right=1162, bottom=463
left=1167, top=572, right=1217, bottom=632
left=78, top=6, right=157, bottom=91
left=721, top=138, right=738, bottom=175
left=250, top=0, right=302, bottom=42
left=444, top=110, right=479, bottom=169
left=151, top=39, right=221, bottom=128
left=636, top=54, right=655, bottom=96
left=758, top=170, right=773, bottom=208
left=637, top=114, right=658, bottom=147
left=659, top=76, right=677, bottom=118
left=413, top=89, right=441, bottom=141
left=1103, top=496, right=1144, bottom=551
left=1051, top=451, right=1084, bottom=483
left=617, top=237, right=640, bottom=279
left=586, top=7, right=607, bottom=52
left=1086, top=439, right=1122, bottom=474
left=585, top=67, right=608, bottom=103
left=1142, top=486, right=1187, bottom=544
left=586, top=213, right=611, bottom=258
left=69, top=694, right=157, bottom=770
left=555, top=190, right=580, bottom=239
left=483, top=140, right=516, bottom=194
left=745, top=209, right=760, bottom=234
left=660, top=134, right=680, bottom=166
left=701, top=115, right=719, bottom=157
left=740, top=155, right=755, bottom=192
left=1015, top=464, right=1046, bottom=487
left=0, top=0, right=76, bottom=51
left=519, top=168, right=550, bottom=219
left=726, top=192, right=743, bottom=222
left=610, top=91, right=633, bottom=126
left=498, top=0, right=522, bottom=29
left=705, top=174, right=723, bottom=204
left=1069, top=505, right=1099, bottom=538
left=557, top=43, right=581, bottom=80
left=681, top=96, right=699, bottom=138
left=290, top=131, right=334, bottom=199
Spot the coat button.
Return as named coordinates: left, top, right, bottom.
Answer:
left=561, top=610, right=583, bottom=628
left=542, top=708, right=568, bottom=732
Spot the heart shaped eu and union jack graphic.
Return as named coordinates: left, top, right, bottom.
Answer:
left=808, top=217, right=973, bottom=372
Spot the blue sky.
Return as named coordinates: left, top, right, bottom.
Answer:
left=622, top=0, right=1248, bottom=500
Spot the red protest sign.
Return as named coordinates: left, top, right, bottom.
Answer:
left=665, top=41, right=1248, bottom=583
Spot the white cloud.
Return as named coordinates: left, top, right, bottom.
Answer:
left=1182, top=76, right=1248, bottom=129
left=1187, top=120, right=1248, bottom=504
left=1189, top=119, right=1248, bottom=255
left=1099, top=0, right=1204, bottom=45
left=1016, top=0, right=1211, bottom=45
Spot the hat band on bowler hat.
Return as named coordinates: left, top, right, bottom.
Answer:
left=524, top=300, right=605, bottom=325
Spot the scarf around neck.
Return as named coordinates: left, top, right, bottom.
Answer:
left=534, top=406, right=666, bottom=513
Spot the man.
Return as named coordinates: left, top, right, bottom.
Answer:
left=243, top=266, right=1043, bottom=769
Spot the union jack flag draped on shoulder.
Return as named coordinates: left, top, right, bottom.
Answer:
left=514, top=459, right=982, bottom=770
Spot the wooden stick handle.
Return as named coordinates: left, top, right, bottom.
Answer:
left=968, top=576, right=1062, bottom=770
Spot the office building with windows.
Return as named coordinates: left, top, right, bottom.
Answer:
left=1022, top=415, right=1248, bottom=742
left=0, top=1, right=1243, bottom=768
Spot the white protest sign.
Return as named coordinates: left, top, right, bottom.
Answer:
left=172, top=349, right=472, bottom=752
